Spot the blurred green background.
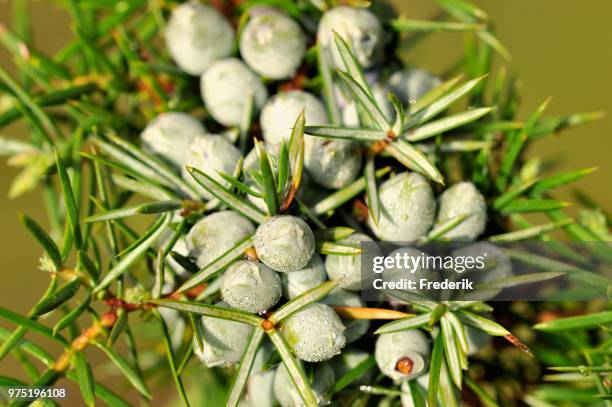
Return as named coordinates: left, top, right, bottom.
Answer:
left=0, top=0, right=610, bottom=393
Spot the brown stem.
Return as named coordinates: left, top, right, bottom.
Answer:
left=52, top=312, right=118, bottom=372
left=51, top=281, right=208, bottom=373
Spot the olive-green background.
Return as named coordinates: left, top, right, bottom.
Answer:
left=0, top=0, right=610, bottom=398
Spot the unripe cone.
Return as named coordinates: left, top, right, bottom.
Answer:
left=367, top=172, right=436, bottom=241
left=140, top=112, right=207, bottom=168
left=254, top=216, right=315, bottom=272
left=375, top=329, right=431, bottom=381
left=321, top=288, right=369, bottom=343
left=260, top=90, right=327, bottom=145
left=194, top=302, right=253, bottom=367
left=273, top=361, right=334, bottom=406
left=434, top=181, right=487, bottom=241
left=317, top=6, right=384, bottom=70
left=165, top=2, right=234, bottom=75
left=201, top=58, right=268, bottom=126
left=304, top=136, right=362, bottom=189
left=325, top=233, right=375, bottom=291
left=281, top=254, right=327, bottom=299
left=388, top=69, right=442, bottom=106
left=186, top=211, right=255, bottom=268
left=281, top=303, right=346, bottom=362
left=181, top=134, right=242, bottom=200
left=221, top=260, right=281, bottom=313
left=240, top=8, right=306, bottom=80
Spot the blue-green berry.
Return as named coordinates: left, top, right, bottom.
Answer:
left=254, top=216, right=315, bottom=272
left=281, top=303, right=346, bottom=362
left=181, top=134, right=241, bottom=200
left=304, top=136, right=362, bottom=189
left=325, top=233, right=373, bottom=291
left=367, top=172, right=436, bottom=241
left=240, top=8, right=306, bottom=80
left=186, top=210, right=255, bottom=268
left=261, top=90, right=328, bottom=145
left=141, top=112, right=207, bottom=168
left=201, top=58, right=268, bottom=126
left=281, top=254, right=327, bottom=299
left=387, top=68, right=441, bottom=106
left=258, top=89, right=362, bottom=190
left=317, top=6, right=384, bottom=70
left=375, top=329, right=431, bottom=381
left=434, top=181, right=487, bottom=241
left=165, top=1, right=234, bottom=75
left=273, top=362, right=334, bottom=407
left=321, top=288, right=369, bottom=343
left=193, top=301, right=253, bottom=367
left=221, top=260, right=281, bottom=313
